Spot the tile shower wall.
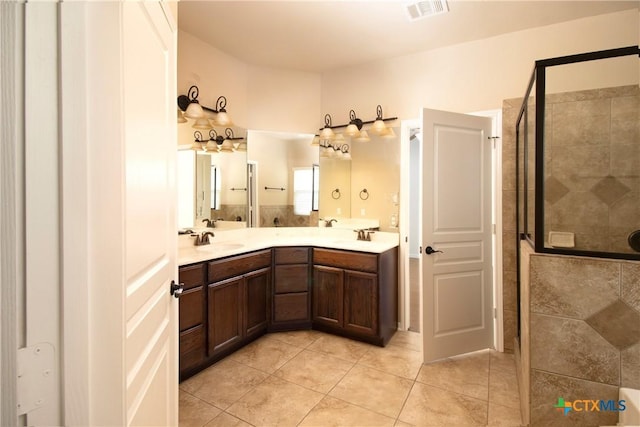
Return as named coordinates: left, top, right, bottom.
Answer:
left=527, top=254, right=640, bottom=427
left=501, top=85, right=639, bottom=352
left=504, top=87, right=640, bottom=425
left=544, top=85, right=639, bottom=253
left=501, top=98, right=521, bottom=353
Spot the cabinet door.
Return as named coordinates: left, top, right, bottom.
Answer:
left=343, top=270, right=378, bottom=336
left=179, top=264, right=207, bottom=376
left=179, top=325, right=205, bottom=374
left=245, top=267, right=270, bottom=338
left=274, top=293, right=309, bottom=323
left=312, top=265, right=344, bottom=327
left=208, top=277, right=244, bottom=356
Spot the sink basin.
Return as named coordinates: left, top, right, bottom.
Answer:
left=195, top=243, right=245, bottom=252
left=332, top=239, right=360, bottom=244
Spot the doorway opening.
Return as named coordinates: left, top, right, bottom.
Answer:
left=400, top=109, right=503, bottom=360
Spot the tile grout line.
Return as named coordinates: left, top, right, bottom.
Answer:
left=394, top=378, right=418, bottom=425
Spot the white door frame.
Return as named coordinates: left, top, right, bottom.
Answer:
left=247, top=161, right=258, bottom=227
left=399, top=111, right=503, bottom=351
left=471, top=109, right=504, bottom=352
left=1, top=3, right=25, bottom=426
left=399, top=119, right=422, bottom=332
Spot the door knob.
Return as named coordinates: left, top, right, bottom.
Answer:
left=425, top=246, right=443, bottom=255
left=170, top=280, right=184, bottom=298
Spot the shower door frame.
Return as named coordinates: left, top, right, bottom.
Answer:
left=517, top=45, right=640, bottom=262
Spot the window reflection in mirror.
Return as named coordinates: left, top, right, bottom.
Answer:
left=176, top=127, right=248, bottom=229
left=200, top=150, right=248, bottom=227
left=247, top=130, right=318, bottom=227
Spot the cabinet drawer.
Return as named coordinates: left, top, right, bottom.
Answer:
left=180, top=324, right=205, bottom=356
left=274, top=247, right=309, bottom=264
left=179, top=263, right=206, bottom=290
left=179, top=286, right=204, bottom=331
left=274, top=293, right=309, bottom=322
left=274, top=265, right=309, bottom=293
left=180, top=325, right=205, bottom=372
left=313, top=248, right=378, bottom=273
left=208, top=249, right=271, bottom=283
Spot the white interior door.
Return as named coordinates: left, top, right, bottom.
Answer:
left=122, top=4, right=178, bottom=426
left=64, top=2, right=178, bottom=425
left=422, top=108, right=493, bottom=362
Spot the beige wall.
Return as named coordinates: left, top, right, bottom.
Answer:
left=320, top=9, right=638, bottom=118
left=178, top=30, right=249, bottom=129
left=247, top=65, right=321, bottom=133
left=178, top=30, right=322, bottom=135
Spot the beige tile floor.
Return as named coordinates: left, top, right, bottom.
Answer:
left=179, top=330, right=522, bottom=427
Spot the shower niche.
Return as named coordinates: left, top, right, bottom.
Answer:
left=516, top=45, right=640, bottom=260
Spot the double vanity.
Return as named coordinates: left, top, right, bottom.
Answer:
left=177, top=227, right=399, bottom=381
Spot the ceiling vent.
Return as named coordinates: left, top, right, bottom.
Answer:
left=405, top=0, right=449, bottom=21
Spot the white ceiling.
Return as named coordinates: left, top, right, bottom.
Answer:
left=178, top=1, right=638, bottom=73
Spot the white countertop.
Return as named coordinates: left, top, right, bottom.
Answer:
left=178, top=227, right=399, bottom=266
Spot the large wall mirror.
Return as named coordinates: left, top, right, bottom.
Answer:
left=177, top=127, right=248, bottom=229
left=317, top=128, right=401, bottom=231
left=247, top=130, right=319, bottom=227
left=318, top=157, right=351, bottom=221
left=177, top=126, right=401, bottom=232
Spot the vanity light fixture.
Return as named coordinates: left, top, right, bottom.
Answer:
left=209, top=128, right=244, bottom=152
left=319, top=139, right=351, bottom=161
left=371, top=105, right=387, bottom=135
left=319, top=114, right=335, bottom=140
left=193, top=130, right=211, bottom=152
left=318, top=105, right=397, bottom=139
left=177, top=108, right=187, bottom=123
left=177, top=85, right=233, bottom=126
left=354, top=130, right=370, bottom=142
left=192, top=117, right=212, bottom=130
left=381, top=127, right=396, bottom=138
left=345, top=110, right=363, bottom=136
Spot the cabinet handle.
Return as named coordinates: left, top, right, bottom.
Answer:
left=170, top=280, right=184, bottom=298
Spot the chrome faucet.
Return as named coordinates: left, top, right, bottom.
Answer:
left=193, top=231, right=215, bottom=246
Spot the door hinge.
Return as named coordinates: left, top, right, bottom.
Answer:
left=17, top=343, right=56, bottom=416
left=493, top=307, right=497, bottom=319
left=492, top=224, right=496, bottom=234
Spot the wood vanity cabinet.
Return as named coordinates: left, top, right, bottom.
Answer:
left=270, top=247, right=311, bottom=330
left=207, top=250, right=271, bottom=358
left=312, top=247, right=397, bottom=346
left=178, top=263, right=207, bottom=377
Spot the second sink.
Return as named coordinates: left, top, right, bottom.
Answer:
left=195, top=243, right=245, bottom=252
